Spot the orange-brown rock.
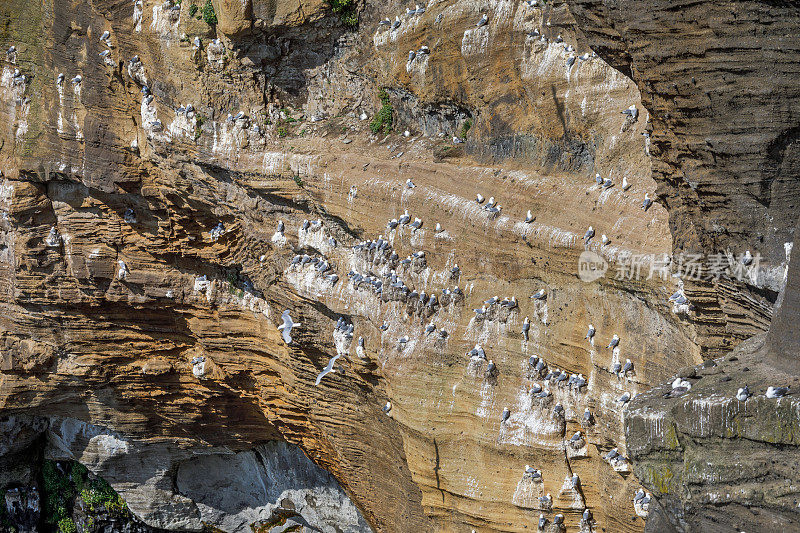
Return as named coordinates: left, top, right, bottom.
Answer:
left=0, top=0, right=794, bottom=532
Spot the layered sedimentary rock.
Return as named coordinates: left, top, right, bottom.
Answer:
left=568, top=0, right=800, bottom=357
left=0, top=0, right=795, bottom=532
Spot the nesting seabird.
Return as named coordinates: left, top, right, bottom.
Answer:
left=476, top=193, right=485, bottom=204
left=418, top=45, right=430, bottom=55
left=584, top=226, right=594, bottom=244
left=669, top=290, right=689, bottom=305
left=617, top=392, right=632, bottom=403
left=585, top=324, right=595, bottom=340
left=71, top=74, right=82, bottom=85
left=501, top=407, right=510, bottom=422
left=406, top=178, right=415, bottom=188
left=622, top=105, right=639, bottom=120
left=522, top=317, right=530, bottom=340
left=595, top=173, right=603, bottom=186
left=539, top=493, right=552, bottom=508
left=604, top=448, right=619, bottom=461
left=622, top=359, right=634, bottom=373
left=476, top=13, right=488, bottom=27
left=622, top=176, right=631, bottom=190
left=602, top=177, right=614, bottom=189
left=736, top=385, right=750, bottom=401
left=117, top=260, right=128, bottom=280
left=742, top=250, right=753, bottom=266
left=382, top=401, right=392, bottom=414
left=525, top=210, right=534, bottom=223
left=607, top=334, right=620, bottom=349
left=56, top=73, right=65, bottom=85
left=670, top=377, right=691, bottom=395
left=391, top=16, right=401, bottom=30
left=642, top=193, right=653, bottom=211
left=766, top=386, right=789, bottom=399
left=538, top=515, right=547, bottom=529
left=407, top=50, right=416, bottom=62
left=531, top=288, right=546, bottom=300
left=601, top=234, right=610, bottom=246
left=100, top=30, right=110, bottom=42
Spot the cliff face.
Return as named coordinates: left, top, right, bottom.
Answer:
left=568, top=0, right=799, bottom=357
left=565, top=1, right=800, bottom=531
left=0, top=0, right=794, bottom=532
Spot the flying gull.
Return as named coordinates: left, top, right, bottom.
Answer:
left=315, top=353, right=341, bottom=385
left=277, top=310, right=300, bottom=344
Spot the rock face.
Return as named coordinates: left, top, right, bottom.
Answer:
left=0, top=0, right=795, bottom=532
left=568, top=0, right=799, bottom=357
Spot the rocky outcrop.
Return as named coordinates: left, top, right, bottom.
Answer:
left=568, top=0, right=800, bottom=357
left=0, top=0, right=795, bottom=531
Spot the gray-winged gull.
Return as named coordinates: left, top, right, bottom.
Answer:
left=584, top=226, right=594, bottom=244
left=277, top=310, right=300, bottom=344
left=607, top=334, right=619, bottom=349
left=767, top=386, right=789, bottom=398
left=736, top=385, right=750, bottom=401
left=117, top=260, right=128, bottom=280
left=642, top=193, right=653, bottom=211
left=315, top=353, right=341, bottom=385
left=531, top=288, right=546, bottom=300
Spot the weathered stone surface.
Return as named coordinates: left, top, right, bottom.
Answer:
left=0, top=0, right=796, bottom=531
left=568, top=0, right=799, bottom=357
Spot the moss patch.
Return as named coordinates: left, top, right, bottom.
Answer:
left=369, top=89, right=393, bottom=134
